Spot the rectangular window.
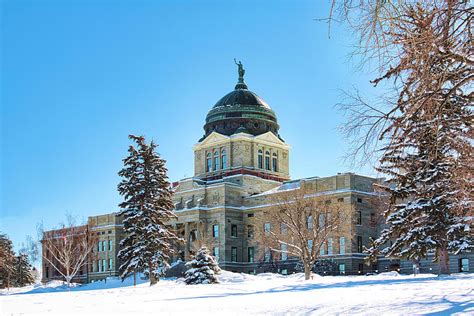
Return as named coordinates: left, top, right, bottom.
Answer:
left=357, top=198, right=363, bottom=203
left=328, top=238, right=333, bottom=255
left=98, top=241, right=101, bottom=252
left=460, top=258, right=469, bottom=272
left=318, top=214, right=325, bottom=229
left=280, top=223, right=287, bottom=234
left=45, top=266, right=49, bottom=278
left=338, top=263, right=346, bottom=275
left=206, top=157, right=212, bottom=172
left=109, top=258, right=113, bottom=270
left=264, top=223, right=271, bottom=235
left=231, top=247, right=237, bottom=262
left=307, top=239, right=313, bottom=251
left=307, top=216, right=313, bottom=229
left=248, top=247, right=254, bottom=263
left=103, top=259, right=107, bottom=272
left=214, top=156, right=220, bottom=170
left=357, top=236, right=363, bottom=253
left=264, top=247, right=271, bottom=262
left=258, top=155, right=263, bottom=169
left=247, top=213, right=254, bottom=218
left=109, top=240, right=113, bottom=251
left=320, top=243, right=326, bottom=256
left=265, top=156, right=270, bottom=170
left=102, top=241, right=107, bottom=252
left=213, top=247, right=219, bottom=261
left=339, top=237, right=345, bottom=255
left=281, top=244, right=288, bottom=261
left=272, top=157, right=278, bottom=172
left=231, top=224, right=237, bottom=238
left=97, top=261, right=101, bottom=272
left=247, top=225, right=254, bottom=238
left=356, top=211, right=362, bottom=225
left=212, top=224, right=219, bottom=238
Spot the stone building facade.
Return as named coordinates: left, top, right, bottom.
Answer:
left=41, top=66, right=471, bottom=283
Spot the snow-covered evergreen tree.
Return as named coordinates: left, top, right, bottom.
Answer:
left=184, top=247, right=221, bottom=285
left=117, top=135, right=181, bottom=285
left=14, top=253, right=36, bottom=287
left=0, top=233, right=16, bottom=289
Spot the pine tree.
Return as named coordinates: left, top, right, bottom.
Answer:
left=0, top=233, right=16, bottom=289
left=14, top=253, right=36, bottom=287
left=117, top=135, right=181, bottom=285
left=184, top=247, right=221, bottom=285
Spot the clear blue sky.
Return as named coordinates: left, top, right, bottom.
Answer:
left=1, top=0, right=381, bottom=251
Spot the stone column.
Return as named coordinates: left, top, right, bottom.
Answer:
left=184, top=222, right=190, bottom=260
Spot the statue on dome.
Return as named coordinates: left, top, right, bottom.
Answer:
left=234, top=58, right=245, bottom=82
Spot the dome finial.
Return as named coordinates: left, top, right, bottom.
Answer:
left=234, top=58, right=248, bottom=90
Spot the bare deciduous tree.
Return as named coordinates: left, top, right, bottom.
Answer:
left=256, top=189, right=350, bottom=280
left=41, top=216, right=97, bottom=288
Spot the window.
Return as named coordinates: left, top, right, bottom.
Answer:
left=102, top=241, right=107, bottom=252
left=214, top=151, right=220, bottom=170
left=459, top=258, right=469, bottom=272
left=212, top=224, right=219, bottom=238
left=338, top=263, right=346, bottom=275
left=248, top=247, right=254, bottom=263
left=258, top=150, right=263, bottom=169
left=265, top=151, right=270, bottom=170
left=308, top=239, right=313, bottom=251
left=189, top=229, right=197, bottom=242
left=231, top=224, right=237, bottom=238
left=318, top=214, right=325, bottom=228
left=356, top=211, right=362, bottom=225
left=213, top=247, right=219, bottom=261
left=109, top=258, right=113, bottom=270
left=307, top=215, right=313, bottom=229
left=358, top=263, right=364, bottom=274
left=221, top=149, right=227, bottom=169
left=97, top=261, right=101, bottom=272
left=45, top=266, right=49, bottom=278
left=272, top=153, right=278, bottom=172
left=281, top=269, right=288, bottom=275
left=280, top=223, right=287, bottom=235
left=231, top=247, right=237, bottom=262
left=109, top=240, right=113, bottom=251
left=247, top=225, right=254, bottom=238
left=339, top=237, right=345, bottom=255
left=247, top=213, right=254, bottom=218
left=357, top=236, right=363, bottom=253
left=98, top=241, right=101, bottom=252
left=102, top=259, right=106, bottom=272
left=264, top=247, right=271, bottom=262
left=320, top=243, right=326, bottom=256
left=328, top=238, right=333, bottom=255
left=206, top=153, right=212, bottom=172
left=264, top=223, right=271, bottom=234
left=370, top=212, right=376, bottom=227
left=338, top=197, right=344, bottom=202
left=357, top=198, right=363, bottom=203
left=281, top=244, right=288, bottom=261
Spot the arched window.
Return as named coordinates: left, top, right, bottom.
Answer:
left=265, top=151, right=271, bottom=170
left=214, top=150, right=220, bottom=170
left=272, top=153, right=278, bottom=172
left=221, top=149, right=227, bottom=169
left=258, top=150, right=263, bottom=169
left=206, top=153, right=212, bottom=172
left=307, top=215, right=313, bottom=229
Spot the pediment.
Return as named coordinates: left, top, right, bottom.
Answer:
left=195, top=132, right=229, bottom=148
left=254, top=132, right=288, bottom=147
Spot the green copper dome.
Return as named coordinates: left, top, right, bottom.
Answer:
left=203, top=62, right=279, bottom=138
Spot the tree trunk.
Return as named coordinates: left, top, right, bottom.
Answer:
left=149, top=262, right=158, bottom=286
left=133, top=272, right=136, bottom=286
left=304, top=264, right=312, bottom=280
left=438, top=246, right=450, bottom=275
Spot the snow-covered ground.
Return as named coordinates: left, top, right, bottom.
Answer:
left=1, top=272, right=473, bottom=315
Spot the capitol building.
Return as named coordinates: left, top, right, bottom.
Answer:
left=42, top=65, right=402, bottom=283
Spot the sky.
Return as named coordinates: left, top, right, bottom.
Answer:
left=1, top=0, right=384, bottom=252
